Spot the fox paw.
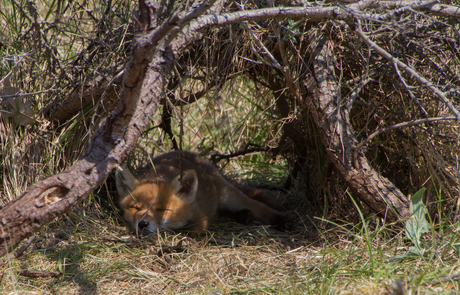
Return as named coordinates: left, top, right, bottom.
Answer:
left=273, top=214, right=294, bottom=231
left=234, top=209, right=255, bottom=225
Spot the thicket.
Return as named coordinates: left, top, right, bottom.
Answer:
left=1, top=0, right=459, bottom=255
left=1, top=0, right=460, bottom=293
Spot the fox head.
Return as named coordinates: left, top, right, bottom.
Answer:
left=116, top=164, right=199, bottom=235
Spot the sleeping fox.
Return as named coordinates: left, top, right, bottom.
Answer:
left=115, top=151, right=291, bottom=235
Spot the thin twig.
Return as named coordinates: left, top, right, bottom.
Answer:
left=355, top=20, right=460, bottom=120
left=353, top=116, right=457, bottom=167
left=210, top=145, right=272, bottom=164
left=0, top=89, right=56, bottom=99
left=245, top=24, right=283, bottom=71
left=0, top=236, right=36, bottom=267
left=11, top=0, right=74, bottom=84
left=275, top=21, right=301, bottom=104
left=346, top=76, right=372, bottom=113
left=393, top=63, right=428, bottom=117
left=429, top=270, right=460, bottom=286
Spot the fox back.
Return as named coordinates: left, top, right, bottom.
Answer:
left=116, top=151, right=291, bottom=235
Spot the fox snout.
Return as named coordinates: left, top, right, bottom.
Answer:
left=137, top=220, right=149, bottom=234
left=134, top=219, right=158, bottom=236
left=133, top=218, right=188, bottom=236
left=138, top=220, right=149, bottom=230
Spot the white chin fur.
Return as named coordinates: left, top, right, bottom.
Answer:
left=141, top=220, right=188, bottom=234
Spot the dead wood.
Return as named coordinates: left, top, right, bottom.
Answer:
left=17, top=269, right=61, bottom=278
left=0, top=236, right=36, bottom=267
left=305, top=36, right=410, bottom=221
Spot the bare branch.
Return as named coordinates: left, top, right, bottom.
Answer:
left=17, top=269, right=61, bottom=278
left=354, top=116, right=457, bottom=166
left=355, top=20, right=460, bottom=120
left=0, top=236, right=36, bottom=267
left=393, top=63, right=429, bottom=117
left=429, top=269, right=460, bottom=286
left=346, top=76, right=373, bottom=114
left=210, top=145, right=272, bottom=165
left=379, top=1, right=460, bottom=18
left=306, top=35, right=410, bottom=221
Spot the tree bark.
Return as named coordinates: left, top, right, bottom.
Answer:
left=43, top=64, right=124, bottom=124
left=305, top=36, right=410, bottom=222
left=0, top=1, right=217, bottom=257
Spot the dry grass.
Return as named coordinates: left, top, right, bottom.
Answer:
left=1, top=200, right=460, bottom=294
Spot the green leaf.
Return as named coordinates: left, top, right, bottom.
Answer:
left=404, top=188, right=430, bottom=253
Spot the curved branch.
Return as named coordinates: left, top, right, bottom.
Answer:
left=305, top=35, right=410, bottom=222
left=355, top=20, right=460, bottom=120
left=353, top=116, right=457, bottom=167
left=0, top=0, right=219, bottom=258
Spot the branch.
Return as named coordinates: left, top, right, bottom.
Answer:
left=307, top=34, right=410, bottom=221
left=0, top=236, right=36, bottom=267
left=353, top=116, right=457, bottom=167
left=0, top=0, right=218, bottom=258
left=17, top=269, right=61, bottom=278
left=190, top=3, right=361, bottom=30
left=429, top=269, right=460, bottom=286
left=393, top=63, right=429, bottom=117
left=378, top=1, right=460, bottom=18
left=355, top=20, right=460, bottom=120
left=210, top=145, right=273, bottom=165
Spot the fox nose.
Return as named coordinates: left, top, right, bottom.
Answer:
left=138, top=220, right=149, bottom=230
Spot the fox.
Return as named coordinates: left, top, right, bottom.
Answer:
left=115, top=151, right=291, bottom=235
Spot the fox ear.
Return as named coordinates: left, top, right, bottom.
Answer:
left=116, top=163, right=139, bottom=199
left=170, top=169, right=198, bottom=203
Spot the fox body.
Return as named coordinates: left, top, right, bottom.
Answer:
left=116, top=151, right=290, bottom=234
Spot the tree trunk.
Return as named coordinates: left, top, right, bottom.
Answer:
left=0, top=1, right=215, bottom=257
left=305, top=36, right=410, bottom=222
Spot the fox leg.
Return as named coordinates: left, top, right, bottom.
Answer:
left=219, top=184, right=292, bottom=230
left=232, top=183, right=284, bottom=212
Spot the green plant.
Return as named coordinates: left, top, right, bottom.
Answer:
left=404, top=188, right=430, bottom=257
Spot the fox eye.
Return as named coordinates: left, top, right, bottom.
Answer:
left=156, top=208, right=170, bottom=212
left=131, top=204, right=141, bottom=210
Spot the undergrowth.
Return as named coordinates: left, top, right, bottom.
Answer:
left=1, top=0, right=460, bottom=294
left=1, top=193, right=460, bottom=294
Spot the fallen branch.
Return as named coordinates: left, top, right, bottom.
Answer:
left=17, top=269, right=61, bottom=278
left=0, top=236, right=36, bottom=267
left=429, top=269, right=460, bottom=286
